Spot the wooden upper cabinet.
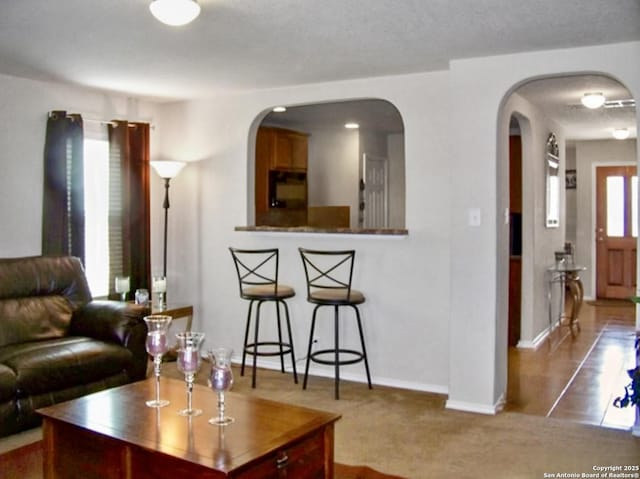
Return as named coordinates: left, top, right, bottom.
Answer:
left=259, top=126, right=308, bottom=171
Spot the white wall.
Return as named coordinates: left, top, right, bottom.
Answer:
left=388, top=133, right=406, bottom=229
left=156, top=71, right=453, bottom=395
left=447, top=41, right=640, bottom=411
left=500, top=92, right=566, bottom=347
left=0, top=72, right=160, bottom=260
left=307, top=127, right=359, bottom=226
left=575, top=139, right=638, bottom=299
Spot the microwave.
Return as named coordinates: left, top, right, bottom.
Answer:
left=269, top=170, right=307, bottom=209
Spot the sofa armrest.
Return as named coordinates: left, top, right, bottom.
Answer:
left=70, top=300, right=150, bottom=380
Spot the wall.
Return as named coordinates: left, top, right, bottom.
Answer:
left=388, top=133, right=406, bottom=229
left=0, top=72, right=160, bottom=259
left=156, top=71, right=453, bottom=396
left=306, top=127, right=359, bottom=226
left=575, top=139, right=638, bottom=298
left=447, top=41, right=640, bottom=411
left=499, top=92, right=565, bottom=348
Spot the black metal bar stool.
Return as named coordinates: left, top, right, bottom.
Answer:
left=298, top=248, right=372, bottom=399
left=229, top=247, right=298, bottom=388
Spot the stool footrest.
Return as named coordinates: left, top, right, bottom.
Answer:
left=309, top=348, right=365, bottom=366
left=245, top=341, right=294, bottom=357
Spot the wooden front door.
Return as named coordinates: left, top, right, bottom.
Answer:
left=596, top=165, right=637, bottom=299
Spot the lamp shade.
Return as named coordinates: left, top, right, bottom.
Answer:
left=581, top=92, right=605, bottom=109
left=149, top=0, right=201, bottom=26
left=151, top=160, right=186, bottom=179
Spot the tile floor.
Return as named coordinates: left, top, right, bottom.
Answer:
left=506, top=300, right=638, bottom=430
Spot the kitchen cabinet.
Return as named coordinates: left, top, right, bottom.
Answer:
left=255, top=126, right=308, bottom=224
left=259, top=126, right=308, bottom=171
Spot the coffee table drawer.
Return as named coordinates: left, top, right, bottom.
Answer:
left=236, top=428, right=327, bottom=478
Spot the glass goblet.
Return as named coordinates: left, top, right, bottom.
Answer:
left=144, top=315, right=172, bottom=408
left=208, top=347, right=235, bottom=426
left=176, top=331, right=205, bottom=417
left=115, top=275, right=130, bottom=302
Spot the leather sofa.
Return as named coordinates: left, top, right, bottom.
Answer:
left=0, top=256, right=149, bottom=437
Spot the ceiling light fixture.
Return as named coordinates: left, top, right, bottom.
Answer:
left=272, top=106, right=287, bottom=113
left=149, top=0, right=201, bottom=26
left=581, top=92, right=606, bottom=109
left=344, top=122, right=359, bottom=129
left=612, top=128, right=630, bottom=140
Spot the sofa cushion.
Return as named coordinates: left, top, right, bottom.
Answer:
left=0, top=337, right=134, bottom=396
left=0, top=256, right=92, bottom=348
left=0, top=364, right=16, bottom=402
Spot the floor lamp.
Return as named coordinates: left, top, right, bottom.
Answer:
left=150, top=160, right=186, bottom=280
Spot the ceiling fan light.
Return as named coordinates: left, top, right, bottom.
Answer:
left=612, top=128, right=630, bottom=140
left=581, top=92, right=605, bottom=109
left=150, top=0, right=201, bottom=26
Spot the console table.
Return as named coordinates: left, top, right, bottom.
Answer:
left=39, top=378, right=340, bottom=478
left=547, top=264, right=586, bottom=336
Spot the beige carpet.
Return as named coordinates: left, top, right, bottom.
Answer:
left=2, top=362, right=639, bottom=478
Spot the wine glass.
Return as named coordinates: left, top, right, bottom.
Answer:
left=115, top=275, right=130, bottom=302
left=208, top=347, right=235, bottom=426
left=176, top=331, right=205, bottom=417
left=144, top=315, right=172, bottom=408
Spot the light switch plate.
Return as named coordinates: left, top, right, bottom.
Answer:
left=468, top=208, right=481, bottom=226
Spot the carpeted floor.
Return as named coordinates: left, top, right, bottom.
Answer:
left=2, top=362, right=639, bottom=478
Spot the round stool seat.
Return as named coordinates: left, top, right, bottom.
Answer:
left=243, top=284, right=295, bottom=299
left=310, top=288, right=365, bottom=304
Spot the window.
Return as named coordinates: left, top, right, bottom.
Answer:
left=83, top=123, right=110, bottom=296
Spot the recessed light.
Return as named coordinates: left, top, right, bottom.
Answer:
left=344, top=122, right=359, bottom=129
left=612, top=128, right=630, bottom=140
left=581, top=92, right=606, bottom=109
left=272, top=106, right=287, bottom=113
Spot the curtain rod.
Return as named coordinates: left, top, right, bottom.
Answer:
left=48, top=111, right=154, bottom=129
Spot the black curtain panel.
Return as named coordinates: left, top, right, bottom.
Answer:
left=108, top=121, right=151, bottom=297
left=42, top=110, right=85, bottom=263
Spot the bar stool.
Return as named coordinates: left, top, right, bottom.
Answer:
left=229, top=247, right=298, bottom=388
left=298, top=248, right=372, bottom=399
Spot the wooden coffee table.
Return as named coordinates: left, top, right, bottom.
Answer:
left=38, top=378, right=340, bottom=478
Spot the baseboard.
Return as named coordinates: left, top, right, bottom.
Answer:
left=445, top=398, right=500, bottom=415
left=517, top=326, right=550, bottom=350
left=238, top=357, right=448, bottom=395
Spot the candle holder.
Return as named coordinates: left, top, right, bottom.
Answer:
left=115, top=275, right=130, bottom=302
left=144, top=315, right=172, bottom=408
left=176, top=331, right=206, bottom=417
left=152, top=276, right=167, bottom=309
left=208, top=347, right=235, bottom=426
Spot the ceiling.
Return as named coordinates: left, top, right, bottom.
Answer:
left=0, top=1, right=638, bottom=140
left=515, top=74, right=637, bottom=140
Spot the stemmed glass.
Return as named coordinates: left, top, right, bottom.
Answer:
left=176, top=331, right=205, bottom=417
left=208, top=347, right=235, bottom=426
left=144, top=315, right=172, bottom=408
left=115, top=275, right=130, bottom=302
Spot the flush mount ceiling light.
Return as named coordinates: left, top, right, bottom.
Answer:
left=344, top=122, right=359, bottom=129
left=272, top=106, right=287, bottom=113
left=149, top=0, right=201, bottom=26
left=581, top=92, right=606, bottom=109
left=612, top=128, right=630, bottom=140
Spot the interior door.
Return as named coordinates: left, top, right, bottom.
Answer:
left=596, top=165, right=637, bottom=299
left=363, top=153, right=389, bottom=228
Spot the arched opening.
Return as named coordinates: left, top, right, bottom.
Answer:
left=250, top=99, right=405, bottom=231
left=498, top=73, right=638, bottom=429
